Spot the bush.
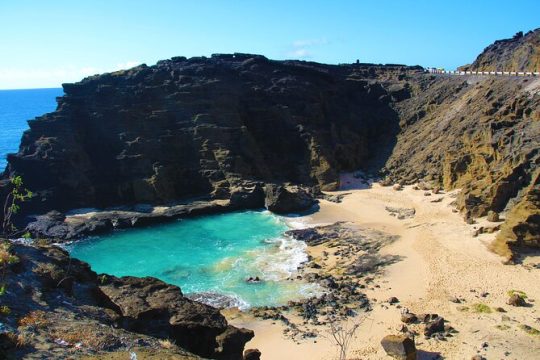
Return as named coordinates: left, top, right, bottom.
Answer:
left=471, top=303, right=492, bottom=313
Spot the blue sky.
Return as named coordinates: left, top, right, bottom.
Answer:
left=1, top=0, right=538, bottom=89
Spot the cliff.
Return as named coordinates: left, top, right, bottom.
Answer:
left=3, top=54, right=539, bottom=256
left=385, top=75, right=540, bottom=257
left=459, top=29, right=540, bottom=72
left=5, top=55, right=418, bottom=213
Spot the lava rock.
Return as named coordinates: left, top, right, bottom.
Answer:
left=243, top=348, right=262, bottom=360
left=401, top=312, right=418, bottom=324
left=264, top=184, right=317, bottom=214
left=380, top=335, right=417, bottom=360
left=424, top=316, right=445, bottom=336
left=98, top=276, right=253, bottom=359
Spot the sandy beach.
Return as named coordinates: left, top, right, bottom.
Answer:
left=229, top=176, right=540, bottom=360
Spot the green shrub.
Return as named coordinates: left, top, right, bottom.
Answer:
left=471, top=303, right=492, bottom=313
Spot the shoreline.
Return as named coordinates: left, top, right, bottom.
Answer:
left=228, top=179, right=540, bottom=359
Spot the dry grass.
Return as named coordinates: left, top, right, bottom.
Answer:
left=519, top=324, right=540, bottom=336
left=0, top=241, right=19, bottom=268
left=18, top=310, right=49, bottom=328
left=4, top=331, right=31, bottom=348
left=158, top=338, right=175, bottom=349
left=33, top=262, right=60, bottom=274
left=50, top=326, right=114, bottom=349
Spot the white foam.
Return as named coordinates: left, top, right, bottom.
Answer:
left=187, top=291, right=250, bottom=310
left=251, top=236, right=309, bottom=281
left=9, top=237, right=33, bottom=246
left=284, top=218, right=311, bottom=229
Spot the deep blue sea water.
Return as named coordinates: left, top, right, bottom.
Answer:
left=0, top=88, right=63, bottom=169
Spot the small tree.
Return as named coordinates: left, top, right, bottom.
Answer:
left=2, top=176, right=32, bottom=237
left=326, top=313, right=363, bottom=360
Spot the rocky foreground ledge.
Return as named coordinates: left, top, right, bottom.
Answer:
left=0, top=242, right=253, bottom=359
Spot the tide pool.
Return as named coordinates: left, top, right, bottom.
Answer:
left=68, top=210, right=320, bottom=308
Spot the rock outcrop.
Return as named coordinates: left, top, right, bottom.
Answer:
left=2, top=35, right=539, bottom=255
left=380, top=335, right=417, bottom=360
left=4, top=56, right=413, bottom=215
left=1, top=242, right=252, bottom=359
left=459, top=29, right=539, bottom=72
left=384, top=73, right=540, bottom=256
left=98, top=276, right=253, bottom=359
left=263, top=184, right=316, bottom=214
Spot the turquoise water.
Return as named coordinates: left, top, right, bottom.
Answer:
left=0, top=88, right=63, bottom=169
left=69, top=210, right=319, bottom=308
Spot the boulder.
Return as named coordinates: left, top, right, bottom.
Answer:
left=98, top=276, right=253, bottom=359
left=380, top=335, right=417, bottom=360
left=229, top=183, right=265, bottom=209
left=486, top=210, right=499, bottom=222
left=400, top=312, right=417, bottom=324
left=264, top=184, right=316, bottom=214
left=424, top=316, right=445, bottom=336
left=507, top=293, right=527, bottom=307
left=243, top=349, right=262, bottom=360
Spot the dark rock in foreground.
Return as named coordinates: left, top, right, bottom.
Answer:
left=243, top=348, right=262, bottom=360
left=1, top=242, right=252, bottom=359
left=380, top=334, right=417, bottom=360
left=98, top=276, right=253, bottom=359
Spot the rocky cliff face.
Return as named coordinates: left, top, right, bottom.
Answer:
left=459, top=29, right=540, bottom=72
left=5, top=55, right=417, bottom=214
left=384, top=75, right=540, bottom=256
left=3, top=52, right=540, bottom=256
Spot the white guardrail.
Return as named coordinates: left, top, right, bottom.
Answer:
left=426, top=68, right=540, bottom=76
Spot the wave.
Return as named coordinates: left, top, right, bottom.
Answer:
left=186, top=291, right=250, bottom=310
left=251, top=236, right=308, bottom=281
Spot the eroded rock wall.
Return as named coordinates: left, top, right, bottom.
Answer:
left=385, top=75, right=540, bottom=255
left=5, top=56, right=416, bottom=213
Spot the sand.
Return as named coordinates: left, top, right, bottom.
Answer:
left=228, top=176, right=540, bottom=360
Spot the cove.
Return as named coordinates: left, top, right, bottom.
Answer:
left=68, top=210, right=320, bottom=308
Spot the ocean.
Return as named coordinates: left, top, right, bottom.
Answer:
left=69, top=210, right=319, bottom=308
left=0, top=88, right=64, bottom=170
